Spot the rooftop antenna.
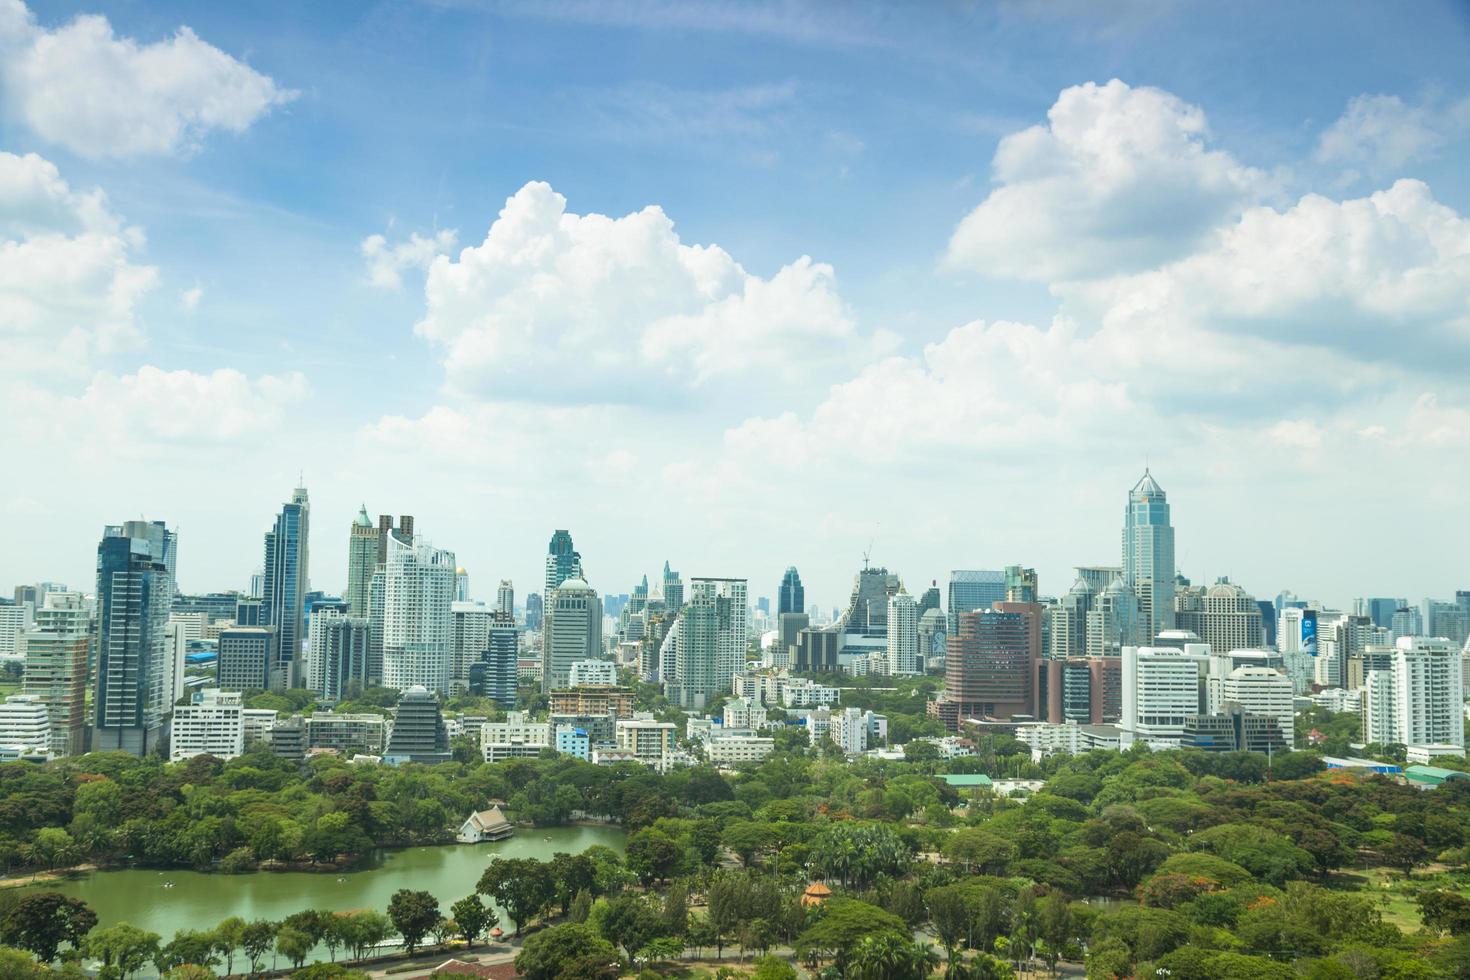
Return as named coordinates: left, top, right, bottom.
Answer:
left=863, top=537, right=873, bottom=571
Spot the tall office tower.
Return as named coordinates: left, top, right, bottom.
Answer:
left=668, top=577, right=747, bottom=709
left=1004, top=566, right=1039, bottom=603
left=382, top=533, right=457, bottom=693
left=469, top=612, right=519, bottom=709
left=262, top=486, right=310, bottom=689
left=778, top=566, right=805, bottom=616
left=1354, top=597, right=1405, bottom=630
left=367, top=566, right=387, bottom=684
left=1120, top=643, right=1208, bottom=742
left=1086, top=576, right=1141, bottom=658
left=455, top=567, right=470, bottom=602
left=1122, top=470, right=1176, bottom=643
left=947, top=570, right=1006, bottom=635
left=93, top=521, right=175, bottom=756
left=544, top=530, right=583, bottom=600
left=886, top=589, right=920, bottom=676
left=917, top=608, right=947, bottom=661
left=308, top=609, right=371, bottom=702
left=1390, top=606, right=1423, bottom=640
left=1363, top=637, right=1465, bottom=749
left=1257, top=600, right=1278, bottom=646
left=1423, top=599, right=1470, bottom=647
left=19, top=592, right=90, bottom=756
left=451, top=600, right=493, bottom=686
left=1174, top=579, right=1265, bottom=655
left=345, top=505, right=379, bottom=618
left=496, top=580, right=514, bottom=618
left=542, top=577, right=602, bottom=691
left=629, top=576, right=649, bottom=615
left=941, top=609, right=1033, bottom=721
left=526, top=592, right=544, bottom=631
left=662, top=561, right=685, bottom=612
left=217, top=627, right=276, bottom=690
left=918, top=582, right=942, bottom=615
left=1075, top=566, right=1122, bottom=598
left=1048, top=579, right=1094, bottom=659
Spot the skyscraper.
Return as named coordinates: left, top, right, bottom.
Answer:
left=778, top=566, right=804, bottom=616
left=308, top=609, right=371, bottom=702
left=451, top=600, right=493, bottom=686
left=526, top=592, right=544, bottom=631
left=345, top=504, right=378, bottom=618
left=19, top=591, right=90, bottom=757
left=262, top=486, right=310, bottom=689
left=496, top=580, right=515, bottom=618
left=662, top=561, right=684, bottom=612
left=886, top=588, right=920, bottom=676
left=382, top=532, right=457, bottom=693
left=1122, top=470, right=1175, bottom=643
left=1174, top=579, right=1265, bottom=655
left=947, top=570, right=1006, bottom=635
left=544, top=530, right=583, bottom=600
left=542, top=577, right=602, bottom=691
left=669, top=577, right=747, bottom=709
left=932, top=609, right=1032, bottom=726
left=93, top=521, right=175, bottom=756
left=470, top=612, right=519, bottom=710
left=1004, top=566, right=1039, bottom=603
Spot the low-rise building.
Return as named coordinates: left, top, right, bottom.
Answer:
left=549, top=687, right=637, bottom=718
left=555, top=724, right=591, bottom=760
left=722, top=696, right=767, bottom=730
left=830, top=707, right=886, bottom=754
left=307, top=712, right=387, bottom=754
left=615, top=719, right=678, bottom=769
left=706, top=734, right=775, bottom=765
left=243, top=708, right=278, bottom=746
left=781, top=678, right=840, bottom=708
left=170, top=689, right=244, bottom=762
left=457, top=805, right=513, bottom=842
left=566, top=659, right=619, bottom=687
left=0, top=694, right=53, bottom=757
left=481, top=711, right=552, bottom=749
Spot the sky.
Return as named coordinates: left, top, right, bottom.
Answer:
left=3, top=0, right=1469, bottom=614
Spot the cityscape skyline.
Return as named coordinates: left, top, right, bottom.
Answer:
left=3, top=2, right=1469, bottom=609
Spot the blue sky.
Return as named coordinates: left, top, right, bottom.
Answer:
left=4, top=0, right=1469, bottom=613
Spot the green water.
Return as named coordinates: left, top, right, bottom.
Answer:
left=33, top=826, right=622, bottom=954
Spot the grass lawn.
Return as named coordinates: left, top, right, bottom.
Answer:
left=1350, top=865, right=1470, bottom=931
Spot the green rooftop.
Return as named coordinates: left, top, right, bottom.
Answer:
left=1405, top=765, right=1470, bottom=785
left=939, top=774, right=993, bottom=787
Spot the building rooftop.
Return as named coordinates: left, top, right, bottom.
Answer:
left=938, top=773, right=993, bottom=787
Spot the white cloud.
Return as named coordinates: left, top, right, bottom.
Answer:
left=361, top=228, right=458, bottom=289
left=179, top=285, right=204, bottom=312
left=945, top=79, right=1264, bottom=282
left=13, top=366, right=310, bottom=448
left=1316, top=93, right=1470, bottom=175
left=415, top=180, right=862, bottom=401
left=0, top=151, right=157, bottom=374
left=0, top=0, right=295, bottom=158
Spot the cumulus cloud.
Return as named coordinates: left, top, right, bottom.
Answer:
left=361, top=228, right=458, bottom=289
left=14, top=366, right=310, bottom=448
left=1316, top=93, right=1470, bottom=176
left=945, top=79, right=1264, bottom=281
left=0, top=0, right=295, bottom=158
left=0, top=151, right=157, bottom=374
left=415, top=180, right=862, bottom=401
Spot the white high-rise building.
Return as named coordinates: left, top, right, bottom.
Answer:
left=0, top=695, right=52, bottom=756
left=886, top=589, right=920, bottom=676
left=669, top=578, right=748, bottom=710
left=830, top=706, right=886, bottom=754
left=1122, top=470, right=1175, bottom=643
left=1362, top=637, right=1464, bottom=750
left=170, top=689, right=246, bottom=762
left=0, top=602, right=35, bottom=656
left=1277, top=606, right=1320, bottom=693
left=1221, top=666, right=1294, bottom=744
left=567, top=659, right=618, bottom=687
left=451, top=601, right=493, bottom=687
left=1120, top=643, right=1208, bottom=743
left=542, top=578, right=602, bottom=691
left=20, top=591, right=90, bottom=757
left=496, top=580, right=515, bottom=618
left=382, top=533, right=457, bottom=693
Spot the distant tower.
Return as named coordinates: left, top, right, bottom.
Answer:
left=542, top=577, right=602, bottom=691
left=382, top=532, right=456, bottom=693
left=93, top=521, right=175, bottom=756
left=886, top=588, right=920, bottom=676
left=262, top=485, right=310, bottom=689
left=346, top=504, right=378, bottom=618
left=1122, top=469, right=1175, bottom=643
left=456, top=567, right=470, bottom=602
left=496, top=579, right=514, bottom=617
left=526, top=593, right=544, bottom=631
left=778, top=566, right=804, bottom=616
left=662, top=561, right=684, bottom=613
left=544, top=530, right=583, bottom=600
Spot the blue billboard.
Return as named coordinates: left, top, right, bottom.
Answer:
left=1301, top=609, right=1318, bottom=657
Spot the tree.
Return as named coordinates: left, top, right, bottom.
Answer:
left=1419, top=890, right=1470, bottom=936
left=213, top=916, right=246, bottom=975
left=796, top=899, right=908, bottom=972
left=276, top=925, right=314, bottom=970
left=925, top=885, right=969, bottom=962
left=451, top=894, right=494, bottom=947
left=85, top=923, right=161, bottom=980
left=751, top=954, right=798, bottom=980
left=549, top=852, right=600, bottom=915
left=288, top=965, right=373, bottom=980
left=515, top=923, right=619, bottom=980
left=162, top=966, right=217, bottom=980
left=240, top=919, right=278, bottom=975
left=662, top=880, right=689, bottom=937
left=337, top=910, right=393, bottom=961
left=722, top=821, right=774, bottom=867
left=387, top=889, right=439, bottom=956
left=155, top=929, right=218, bottom=974
left=625, top=828, right=681, bottom=885
left=637, top=936, right=685, bottom=965
left=478, top=857, right=554, bottom=934
left=0, top=892, right=97, bottom=963
left=599, top=894, right=664, bottom=965
left=1381, top=833, right=1428, bottom=877
left=28, top=828, right=76, bottom=870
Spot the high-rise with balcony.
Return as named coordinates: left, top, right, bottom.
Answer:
left=19, top=591, right=90, bottom=756
left=382, top=532, right=457, bottom=692
left=669, top=577, right=747, bottom=709
left=1122, top=470, right=1175, bottom=643
left=345, top=505, right=378, bottom=618
left=886, top=588, right=921, bottom=676
left=262, top=486, right=310, bottom=689
left=93, top=521, right=176, bottom=756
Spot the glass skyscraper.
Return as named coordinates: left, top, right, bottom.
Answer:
left=947, top=569, right=1007, bottom=635
left=93, top=520, right=175, bottom=756
left=1122, top=469, right=1175, bottom=643
left=778, top=565, right=804, bottom=616
left=544, top=529, right=582, bottom=599
left=262, top=486, right=310, bottom=690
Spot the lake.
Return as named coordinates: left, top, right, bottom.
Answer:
left=32, top=825, right=623, bottom=965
